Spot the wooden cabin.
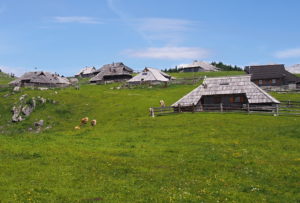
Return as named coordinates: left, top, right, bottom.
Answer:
left=245, top=64, right=300, bottom=86
left=90, top=62, right=133, bottom=84
left=172, top=75, right=280, bottom=112
left=9, top=71, right=70, bottom=87
left=127, top=67, right=172, bottom=85
left=75, top=67, right=97, bottom=78
left=178, top=60, right=219, bottom=72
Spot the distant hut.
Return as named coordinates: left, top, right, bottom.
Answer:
left=172, top=75, right=280, bottom=112
left=9, top=71, right=70, bottom=87
left=178, top=60, right=219, bottom=72
left=90, top=62, right=133, bottom=84
left=127, top=67, right=172, bottom=85
left=75, top=66, right=97, bottom=78
left=245, top=64, right=300, bottom=86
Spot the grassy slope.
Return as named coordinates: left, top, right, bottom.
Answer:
left=0, top=72, right=299, bottom=202
left=0, top=72, right=13, bottom=85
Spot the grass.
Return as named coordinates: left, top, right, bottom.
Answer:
left=0, top=72, right=14, bottom=85
left=0, top=71, right=299, bottom=202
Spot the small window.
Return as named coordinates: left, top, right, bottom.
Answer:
left=259, top=80, right=263, bottom=85
left=234, top=96, right=240, bottom=103
left=272, top=79, right=276, bottom=84
left=220, top=82, right=229, bottom=85
left=142, top=72, right=147, bottom=75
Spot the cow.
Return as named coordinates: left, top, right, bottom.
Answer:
left=80, top=117, right=89, bottom=125
left=160, top=100, right=165, bottom=107
left=91, top=119, right=97, bottom=126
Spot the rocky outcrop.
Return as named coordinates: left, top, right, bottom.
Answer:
left=11, top=95, right=56, bottom=123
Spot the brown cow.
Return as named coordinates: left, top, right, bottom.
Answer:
left=91, top=119, right=97, bottom=126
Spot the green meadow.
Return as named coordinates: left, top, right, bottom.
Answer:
left=0, top=72, right=299, bottom=202
left=0, top=72, right=13, bottom=85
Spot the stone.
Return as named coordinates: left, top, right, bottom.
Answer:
left=12, top=106, right=22, bottom=122
left=40, top=98, right=46, bottom=104
left=34, top=120, right=44, bottom=127
left=13, top=86, right=20, bottom=92
left=38, top=87, right=48, bottom=91
left=19, top=94, right=27, bottom=101
left=22, top=105, right=33, bottom=116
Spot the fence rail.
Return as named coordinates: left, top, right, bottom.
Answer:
left=149, top=101, right=300, bottom=117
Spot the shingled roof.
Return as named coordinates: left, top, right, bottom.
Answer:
left=245, top=64, right=300, bottom=83
left=90, top=62, right=133, bottom=82
left=127, top=67, right=171, bottom=83
left=9, top=71, right=70, bottom=86
left=172, top=75, right=279, bottom=107
left=75, top=67, right=96, bottom=76
left=178, top=61, right=219, bottom=71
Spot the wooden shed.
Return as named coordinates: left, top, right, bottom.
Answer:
left=178, top=60, right=219, bottom=72
left=127, top=67, right=172, bottom=85
left=245, top=64, right=300, bottom=86
left=90, top=62, right=133, bottom=84
left=172, top=75, right=280, bottom=112
left=9, top=71, right=70, bottom=88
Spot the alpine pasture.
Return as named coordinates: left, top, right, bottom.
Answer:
left=0, top=71, right=299, bottom=202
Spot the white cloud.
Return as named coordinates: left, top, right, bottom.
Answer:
left=0, top=65, right=27, bottom=77
left=275, top=48, right=300, bottom=59
left=53, top=16, right=102, bottom=24
left=124, top=46, right=211, bottom=60
left=137, top=18, right=192, bottom=32
left=106, top=0, right=196, bottom=44
left=135, top=18, right=195, bottom=44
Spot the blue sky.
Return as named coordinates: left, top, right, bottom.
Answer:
left=1, top=0, right=300, bottom=76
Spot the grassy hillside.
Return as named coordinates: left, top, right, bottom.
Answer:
left=0, top=72, right=299, bottom=202
left=0, top=71, right=14, bottom=85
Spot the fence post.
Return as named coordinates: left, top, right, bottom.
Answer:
left=247, top=103, right=250, bottom=113
left=178, top=104, right=181, bottom=113
left=276, top=104, right=279, bottom=116
left=149, top=107, right=155, bottom=117
left=192, top=104, right=195, bottom=113
left=220, top=103, right=223, bottom=112
left=288, top=100, right=291, bottom=107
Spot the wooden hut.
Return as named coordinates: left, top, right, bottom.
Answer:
left=75, top=67, right=97, bottom=78
left=127, top=67, right=172, bottom=85
left=245, top=64, right=300, bottom=86
left=9, top=71, right=70, bottom=87
left=178, top=60, right=219, bottom=72
left=90, top=62, right=133, bottom=84
left=172, top=75, right=280, bottom=112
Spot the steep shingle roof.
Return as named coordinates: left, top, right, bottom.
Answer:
left=245, top=64, right=300, bottom=83
left=178, top=61, right=219, bottom=71
left=76, top=67, right=96, bottom=76
left=172, top=75, right=280, bottom=107
left=90, top=62, right=133, bottom=82
left=127, top=67, right=171, bottom=83
left=9, top=71, right=70, bottom=85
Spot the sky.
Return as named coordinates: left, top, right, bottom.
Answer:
left=1, top=0, right=300, bottom=76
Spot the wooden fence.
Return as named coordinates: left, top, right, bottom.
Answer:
left=170, top=76, right=204, bottom=85
left=149, top=101, right=300, bottom=117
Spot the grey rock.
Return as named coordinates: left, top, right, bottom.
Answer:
left=34, top=120, right=44, bottom=127
left=19, top=94, right=27, bottom=101
left=12, top=106, right=22, bottom=122
left=22, top=105, right=33, bottom=116
left=13, top=86, right=20, bottom=92
left=40, top=98, right=46, bottom=104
